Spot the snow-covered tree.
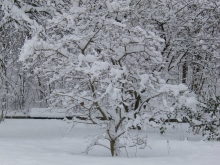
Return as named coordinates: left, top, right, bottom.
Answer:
left=184, top=95, right=220, bottom=140
left=140, top=0, right=220, bottom=95
left=152, top=0, right=220, bottom=140
left=0, top=0, right=67, bottom=112
left=20, top=0, right=198, bottom=156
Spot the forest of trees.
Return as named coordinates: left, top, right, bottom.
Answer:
left=0, top=0, right=220, bottom=156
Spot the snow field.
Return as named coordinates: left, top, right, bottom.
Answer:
left=0, top=119, right=219, bottom=165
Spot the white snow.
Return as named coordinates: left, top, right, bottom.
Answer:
left=70, top=7, right=87, bottom=13
left=0, top=119, right=219, bottom=165
left=78, top=54, right=98, bottom=65
left=5, top=108, right=68, bottom=118
left=185, top=97, right=198, bottom=111
left=6, top=111, right=28, bottom=117
left=30, top=108, right=67, bottom=118
left=19, top=36, right=38, bottom=61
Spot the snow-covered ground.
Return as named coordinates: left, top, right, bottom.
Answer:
left=0, top=119, right=219, bottom=165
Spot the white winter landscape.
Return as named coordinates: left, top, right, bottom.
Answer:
left=1, top=0, right=220, bottom=164
left=0, top=119, right=219, bottom=165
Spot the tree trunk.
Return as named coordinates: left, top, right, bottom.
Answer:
left=182, top=61, right=187, bottom=83
left=110, top=140, right=115, bottom=157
